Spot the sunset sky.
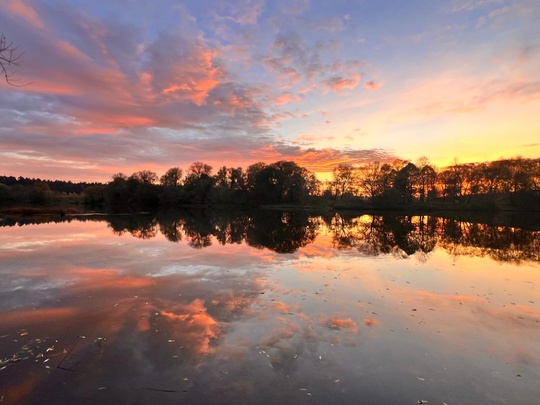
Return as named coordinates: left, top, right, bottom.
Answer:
left=1, top=0, right=539, bottom=182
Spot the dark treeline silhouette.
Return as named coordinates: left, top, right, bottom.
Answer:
left=87, top=160, right=319, bottom=212
left=327, top=156, right=540, bottom=211
left=0, top=175, right=102, bottom=205
left=90, top=156, right=539, bottom=212
left=3, top=211, right=538, bottom=263
left=2, top=156, right=539, bottom=212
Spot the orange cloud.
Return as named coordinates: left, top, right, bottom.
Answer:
left=416, top=291, right=487, bottom=304
left=0, top=307, right=80, bottom=326
left=275, top=92, right=303, bottom=105
left=320, top=314, right=359, bottom=333
left=323, top=74, right=361, bottom=91
left=152, top=45, right=222, bottom=106
left=160, top=299, right=220, bottom=355
left=363, top=318, right=380, bottom=327
left=273, top=300, right=300, bottom=314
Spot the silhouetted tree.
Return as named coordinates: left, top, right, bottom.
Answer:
left=129, top=170, right=158, bottom=184
left=393, top=162, right=418, bottom=202
left=160, top=167, right=182, bottom=186
left=332, top=163, right=357, bottom=199
left=249, top=161, right=312, bottom=204
left=212, top=166, right=248, bottom=204
left=184, top=162, right=214, bottom=204
left=416, top=157, right=437, bottom=202
left=359, top=162, right=380, bottom=198
left=0, top=34, right=24, bottom=85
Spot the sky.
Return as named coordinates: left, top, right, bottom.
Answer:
left=1, top=0, right=539, bottom=182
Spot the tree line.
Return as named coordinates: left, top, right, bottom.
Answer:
left=0, top=175, right=102, bottom=205
left=326, top=156, right=540, bottom=210
left=85, top=160, right=319, bottom=211
left=1, top=156, right=539, bottom=211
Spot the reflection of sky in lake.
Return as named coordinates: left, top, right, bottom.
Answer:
left=1, top=218, right=539, bottom=404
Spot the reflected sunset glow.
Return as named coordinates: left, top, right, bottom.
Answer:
left=0, top=212, right=539, bottom=403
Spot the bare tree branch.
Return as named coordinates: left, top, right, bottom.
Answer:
left=0, top=33, right=28, bottom=86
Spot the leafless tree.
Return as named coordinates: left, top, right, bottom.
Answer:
left=0, top=33, right=25, bottom=86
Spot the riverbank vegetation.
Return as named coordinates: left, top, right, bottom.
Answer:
left=1, top=157, right=539, bottom=213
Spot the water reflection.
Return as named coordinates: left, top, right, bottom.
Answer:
left=3, top=210, right=537, bottom=263
left=1, top=212, right=539, bottom=404
left=104, top=210, right=319, bottom=254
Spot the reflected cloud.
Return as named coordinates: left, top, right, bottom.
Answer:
left=160, top=299, right=220, bottom=355
left=0, top=307, right=80, bottom=327
left=1, top=211, right=540, bottom=403
left=320, top=314, right=359, bottom=333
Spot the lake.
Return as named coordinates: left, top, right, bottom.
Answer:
left=1, top=211, right=539, bottom=404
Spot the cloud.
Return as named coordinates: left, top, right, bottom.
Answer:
left=320, top=314, right=359, bottom=333
left=309, top=16, right=345, bottom=33
left=365, top=80, right=384, bottom=90
left=160, top=299, right=221, bottom=355
left=0, top=1, right=386, bottom=182
left=323, top=75, right=361, bottom=91
left=217, top=0, right=265, bottom=25
left=275, top=0, right=311, bottom=15
left=4, top=0, right=45, bottom=29
left=261, top=30, right=369, bottom=97
left=144, top=33, right=223, bottom=106
left=274, top=92, right=304, bottom=105
left=450, top=0, right=507, bottom=13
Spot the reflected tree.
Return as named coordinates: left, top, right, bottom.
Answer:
left=159, top=217, right=184, bottom=242
left=246, top=211, right=317, bottom=253
left=9, top=210, right=538, bottom=263
left=107, top=215, right=158, bottom=239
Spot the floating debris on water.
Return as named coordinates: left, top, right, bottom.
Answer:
left=146, top=388, right=177, bottom=393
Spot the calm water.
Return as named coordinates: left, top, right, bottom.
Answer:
left=1, top=211, right=539, bottom=405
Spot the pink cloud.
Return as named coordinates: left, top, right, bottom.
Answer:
left=147, top=38, right=223, bottom=106
left=0, top=2, right=388, bottom=182
left=323, top=74, right=361, bottom=91
left=365, top=80, right=384, bottom=90
left=488, top=6, right=511, bottom=18
left=275, top=92, right=303, bottom=105
left=5, top=0, right=45, bottom=29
